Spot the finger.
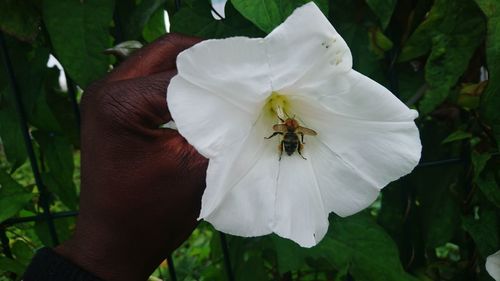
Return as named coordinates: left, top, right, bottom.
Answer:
left=92, top=70, right=177, bottom=130
left=161, top=129, right=209, bottom=173
left=105, top=33, right=202, bottom=82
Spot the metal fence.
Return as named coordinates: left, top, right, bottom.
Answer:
left=0, top=1, right=493, bottom=280
left=0, top=1, right=236, bottom=280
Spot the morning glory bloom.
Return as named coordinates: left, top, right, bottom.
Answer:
left=167, top=2, right=421, bottom=247
left=487, top=250, right=500, bottom=281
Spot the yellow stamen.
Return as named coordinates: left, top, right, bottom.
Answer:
left=264, top=92, right=291, bottom=120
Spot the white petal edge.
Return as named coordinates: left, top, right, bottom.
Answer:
left=289, top=92, right=421, bottom=190
left=175, top=36, right=271, bottom=113
left=293, top=70, right=419, bottom=121
left=266, top=2, right=353, bottom=91
left=167, top=76, right=259, bottom=158
left=200, top=115, right=279, bottom=237
left=487, top=250, right=500, bottom=281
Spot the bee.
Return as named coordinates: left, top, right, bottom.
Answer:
left=265, top=117, right=317, bottom=160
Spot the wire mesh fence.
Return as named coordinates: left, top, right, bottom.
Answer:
left=0, top=1, right=238, bottom=279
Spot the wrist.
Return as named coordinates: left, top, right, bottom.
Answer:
left=54, top=227, right=159, bottom=281
left=23, top=247, right=102, bottom=281
left=54, top=238, right=117, bottom=281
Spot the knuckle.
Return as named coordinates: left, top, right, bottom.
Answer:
left=83, top=79, right=165, bottom=126
left=82, top=82, right=132, bottom=126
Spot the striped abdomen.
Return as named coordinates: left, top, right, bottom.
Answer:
left=283, top=132, right=299, bottom=156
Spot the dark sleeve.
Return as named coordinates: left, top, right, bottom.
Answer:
left=22, top=247, right=103, bottom=281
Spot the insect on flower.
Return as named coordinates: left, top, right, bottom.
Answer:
left=265, top=116, right=317, bottom=160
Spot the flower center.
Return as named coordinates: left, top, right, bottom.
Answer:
left=264, top=92, right=291, bottom=120
left=263, top=92, right=318, bottom=160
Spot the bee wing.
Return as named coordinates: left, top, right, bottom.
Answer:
left=296, top=126, right=318, bottom=136
left=272, top=124, right=288, bottom=133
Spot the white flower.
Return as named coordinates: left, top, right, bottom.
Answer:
left=167, top=2, right=421, bottom=247
left=487, top=250, right=500, bottom=281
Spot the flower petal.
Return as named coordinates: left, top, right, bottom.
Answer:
left=175, top=36, right=271, bottom=112
left=167, top=76, right=257, bottom=158
left=200, top=115, right=279, bottom=236
left=294, top=70, right=419, bottom=121
left=273, top=152, right=330, bottom=248
left=289, top=85, right=421, bottom=190
left=307, top=137, right=380, bottom=217
left=266, top=2, right=352, bottom=91
left=487, top=250, right=500, bottom=281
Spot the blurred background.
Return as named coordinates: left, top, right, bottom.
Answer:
left=0, top=0, right=499, bottom=280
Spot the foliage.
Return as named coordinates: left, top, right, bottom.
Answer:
left=0, top=0, right=499, bottom=280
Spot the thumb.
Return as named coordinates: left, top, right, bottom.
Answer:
left=105, top=34, right=202, bottom=82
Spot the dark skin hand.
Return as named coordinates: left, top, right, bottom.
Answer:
left=54, top=34, right=207, bottom=281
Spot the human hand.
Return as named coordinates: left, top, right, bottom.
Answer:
left=54, top=34, right=207, bottom=281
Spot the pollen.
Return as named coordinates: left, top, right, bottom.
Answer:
left=264, top=92, right=291, bottom=120
left=321, top=36, right=337, bottom=49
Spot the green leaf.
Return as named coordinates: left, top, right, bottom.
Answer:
left=2, top=37, right=49, bottom=117
left=11, top=239, right=34, bottom=266
left=44, top=68, right=80, bottom=146
left=230, top=0, right=328, bottom=33
left=41, top=172, right=77, bottom=210
left=441, top=130, right=472, bottom=144
left=0, top=0, right=41, bottom=42
left=457, top=82, right=487, bottom=109
left=0, top=40, right=49, bottom=169
left=475, top=0, right=500, bottom=150
left=0, top=256, right=25, bottom=276
left=272, top=235, right=306, bottom=274
left=471, top=151, right=492, bottom=179
left=30, top=81, right=62, bottom=133
left=142, top=8, right=167, bottom=43
left=230, top=0, right=280, bottom=33
left=476, top=171, right=500, bottom=208
left=34, top=217, right=74, bottom=246
left=399, top=0, right=485, bottom=114
left=331, top=0, right=387, bottom=81
left=0, top=88, right=27, bottom=170
left=400, top=0, right=484, bottom=61
left=378, top=183, right=407, bottom=233
left=421, top=36, right=481, bottom=114
left=462, top=207, right=499, bottom=258
left=371, top=27, right=394, bottom=52
left=396, top=63, right=426, bottom=104
left=164, top=0, right=178, bottom=17
left=43, top=0, right=115, bottom=88
left=415, top=164, right=462, bottom=249
left=470, top=151, right=500, bottom=208
left=312, top=213, right=417, bottom=281
left=235, top=254, right=268, bottom=281
left=365, top=0, right=397, bottom=29
left=118, top=0, right=166, bottom=40
left=0, top=168, right=32, bottom=223
left=218, top=234, right=271, bottom=281
left=170, top=0, right=264, bottom=39
left=33, top=131, right=77, bottom=209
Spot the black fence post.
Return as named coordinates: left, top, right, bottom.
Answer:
left=66, top=77, right=80, bottom=130
left=0, top=32, right=59, bottom=246
left=0, top=227, right=12, bottom=258
left=166, top=253, right=177, bottom=281
left=220, top=232, right=235, bottom=281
